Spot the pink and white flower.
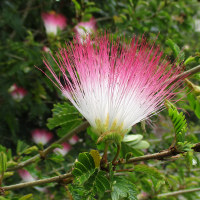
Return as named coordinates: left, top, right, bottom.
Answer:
left=31, top=129, right=53, bottom=145
left=41, top=35, right=185, bottom=140
left=54, top=142, right=71, bottom=156
left=18, top=169, right=36, bottom=182
left=9, top=84, right=27, bottom=101
left=74, top=17, right=97, bottom=43
left=18, top=169, right=47, bottom=192
left=69, top=135, right=80, bottom=145
left=42, top=11, right=67, bottom=35
left=42, top=46, right=51, bottom=52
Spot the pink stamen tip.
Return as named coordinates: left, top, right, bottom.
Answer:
left=42, top=11, right=67, bottom=35
left=31, top=129, right=53, bottom=145
left=74, top=17, right=97, bottom=43
left=9, top=84, right=27, bottom=101
left=54, top=142, right=71, bottom=156
left=69, top=135, right=79, bottom=145
left=18, top=169, right=35, bottom=182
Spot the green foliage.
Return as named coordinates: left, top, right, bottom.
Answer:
left=111, top=176, right=138, bottom=200
left=166, top=39, right=185, bottom=63
left=134, top=164, right=164, bottom=180
left=47, top=102, right=83, bottom=137
left=187, top=92, right=200, bottom=119
left=165, top=100, right=187, bottom=144
left=72, top=152, right=110, bottom=199
left=121, top=134, right=150, bottom=158
left=0, top=152, right=7, bottom=174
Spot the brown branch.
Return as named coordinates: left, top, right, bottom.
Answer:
left=2, top=173, right=72, bottom=191
left=174, top=65, right=200, bottom=83
left=6, top=121, right=89, bottom=171
left=157, top=187, right=200, bottom=198
left=2, top=142, right=200, bottom=192
left=117, top=143, right=200, bottom=165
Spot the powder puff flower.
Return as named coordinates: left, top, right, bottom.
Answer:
left=31, top=129, right=53, bottom=145
left=42, top=46, right=51, bottom=52
left=54, top=142, right=71, bottom=156
left=18, top=169, right=36, bottom=182
left=74, top=17, right=97, bottom=43
left=69, top=135, right=80, bottom=145
left=40, top=34, right=185, bottom=144
left=42, top=11, right=67, bottom=35
left=9, top=84, right=27, bottom=101
left=18, top=169, right=47, bottom=192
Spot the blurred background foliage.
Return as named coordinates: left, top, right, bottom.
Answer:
left=0, top=0, right=200, bottom=199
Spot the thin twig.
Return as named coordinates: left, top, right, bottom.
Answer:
left=112, top=144, right=121, bottom=164
left=116, top=142, right=200, bottom=165
left=157, top=187, right=200, bottom=198
left=174, top=65, right=200, bottom=83
left=2, top=172, right=72, bottom=191
left=2, top=142, right=200, bottom=191
left=6, top=121, right=89, bottom=171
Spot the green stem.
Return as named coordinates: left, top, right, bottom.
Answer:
left=1, top=172, right=72, bottom=191
left=101, top=141, right=110, bottom=165
left=157, top=187, right=200, bottom=198
left=112, top=144, right=121, bottom=164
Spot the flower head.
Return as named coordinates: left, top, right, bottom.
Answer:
left=74, top=17, right=97, bottom=43
left=31, top=129, right=53, bottom=145
left=18, top=169, right=36, bottom=182
left=18, top=169, right=47, bottom=192
left=42, top=11, right=67, bottom=35
left=41, top=35, right=184, bottom=143
left=9, top=84, right=27, bottom=101
left=54, top=142, right=71, bottom=156
left=42, top=46, right=51, bottom=52
left=69, top=135, right=80, bottom=145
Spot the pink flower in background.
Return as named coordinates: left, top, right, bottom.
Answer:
left=42, top=46, right=51, bottom=52
left=18, top=169, right=36, bottom=182
left=69, top=135, right=80, bottom=145
left=42, top=11, right=67, bottom=35
left=18, top=169, right=47, bottom=192
left=9, top=84, right=27, bottom=101
left=74, top=17, right=97, bottom=43
left=41, top=34, right=185, bottom=139
left=54, top=142, right=71, bottom=156
left=31, top=129, right=53, bottom=145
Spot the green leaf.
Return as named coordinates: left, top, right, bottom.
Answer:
left=134, top=164, right=164, bottom=180
left=165, top=100, right=188, bottom=144
left=72, top=152, right=96, bottom=184
left=131, top=140, right=150, bottom=149
left=68, top=184, right=95, bottom=200
left=78, top=152, right=95, bottom=170
left=19, top=194, right=33, bottom=200
left=166, top=39, right=185, bottom=62
left=0, top=152, right=7, bottom=174
left=16, top=140, right=29, bottom=155
left=72, top=0, right=81, bottom=11
left=187, top=93, right=200, bottom=119
left=111, top=177, right=138, bottom=200
left=184, top=56, right=196, bottom=65
left=47, top=102, right=82, bottom=137
left=121, top=142, right=144, bottom=158
left=123, top=134, right=143, bottom=144
left=3, top=171, right=14, bottom=179
left=72, top=152, right=110, bottom=197
left=23, top=146, right=38, bottom=154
